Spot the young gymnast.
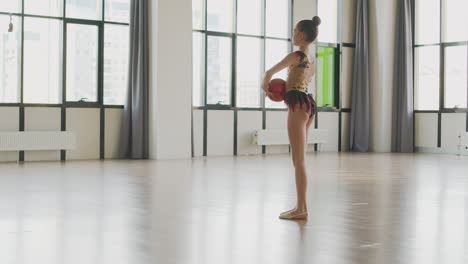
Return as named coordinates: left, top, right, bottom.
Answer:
left=262, top=16, right=321, bottom=220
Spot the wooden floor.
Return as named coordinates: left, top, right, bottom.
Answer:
left=1, top=152, right=468, bottom=264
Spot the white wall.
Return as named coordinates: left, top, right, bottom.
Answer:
left=207, top=111, right=234, bottom=156
left=149, top=0, right=193, bottom=160
left=0, top=106, right=123, bottom=163
left=441, top=114, right=467, bottom=152
left=192, top=109, right=204, bottom=157
left=415, top=113, right=438, bottom=148
left=66, top=108, right=100, bottom=160
left=105, top=108, right=123, bottom=159
left=0, top=107, right=20, bottom=162
left=317, top=112, right=339, bottom=151
left=24, top=107, right=61, bottom=161
left=237, top=111, right=262, bottom=155
left=368, top=0, right=397, bottom=152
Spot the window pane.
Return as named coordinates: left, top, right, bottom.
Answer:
left=266, top=0, right=289, bottom=38
left=316, top=46, right=336, bottom=107
left=444, top=46, right=467, bottom=108
left=415, top=0, right=440, bottom=45
left=0, top=1, right=21, bottom=13
left=66, top=0, right=102, bottom=20
left=104, top=24, right=129, bottom=105
left=207, top=0, right=234, bottom=33
left=237, top=37, right=262, bottom=108
left=443, top=0, right=468, bottom=42
left=265, top=39, right=289, bottom=108
left=24, top=18, right=62, bottom=104
left=206, top=36, right=231, bottom=105
left=104, top=0, right=130, bottom=23
left=193, top=32, right=205, bottom=107
left=237, top=0, right=262, bottom=36
left=318, top=0, right=338, bottom=43
left=192, top=0, right=204, bottom=30
left=0, top=15, right=21, bottom=103
left=415, top=46, right=440, bottom=110
left=25, top=0, right=62, bottom=17
left=66, top=24, right=98, bottom=102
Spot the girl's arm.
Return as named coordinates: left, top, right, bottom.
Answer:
left=262, top=53, right=298, bottom=96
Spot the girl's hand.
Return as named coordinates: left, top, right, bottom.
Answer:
left=262, top=74, right=273, bottom=98
left=262, top=81, right=270, bottom=97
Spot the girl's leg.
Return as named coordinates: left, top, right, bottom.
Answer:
left=282, top=106, right=309, bottom=217
left=305, top=115, right=314, bottom=147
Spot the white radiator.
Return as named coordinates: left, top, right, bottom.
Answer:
left=253, top=129, right=328, bottom=147
left=460, top=132, right=468, bottom=150
left=0, top=131, right=76, bottom=151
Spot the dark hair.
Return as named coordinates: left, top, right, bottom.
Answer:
left=297, top=16, right=321, bottom=42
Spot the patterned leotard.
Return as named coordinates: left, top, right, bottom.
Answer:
left=284, top=50, right=317, bottom=118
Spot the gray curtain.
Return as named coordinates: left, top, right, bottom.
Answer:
left=349, top=0, right=370, bottom=152
left=120, top=0, right=149, bottom=159
left=392, top=0, right=414, bottom=152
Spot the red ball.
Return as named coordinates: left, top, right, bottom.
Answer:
left=268, top=78, right=286, bottom=102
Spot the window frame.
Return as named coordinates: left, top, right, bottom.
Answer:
left=0, top=0, right=129, bottom=108
left=193, top=0, right=293, bottom=110
left=412, top=0, right=468, bottom=148
left=316, top=0, right=344, bottom=110
left=413, top=0, right=468, bottom=112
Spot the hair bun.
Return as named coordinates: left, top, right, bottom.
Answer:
left=311, top=16, right=321, bottom=26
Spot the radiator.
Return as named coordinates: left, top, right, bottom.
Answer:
left=460, top=132, right=468, bottom=150
left=253, top=129, right=328, bottom=146
left=0, top=131, right=76, bottom=151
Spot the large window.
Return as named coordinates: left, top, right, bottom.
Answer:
left=192, top=0, right=292, bottom=109
left=0, top=0, right=129, bottom=105
left=23, top=17, right=62, bottom=103
left=0, top=15, right=21, bottom=103
left=317, top=0, right=340, bottom=108
left=415, top=0, right=468, bottom=110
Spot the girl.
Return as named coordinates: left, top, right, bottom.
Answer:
left=262, top=16, right=321, bottom=220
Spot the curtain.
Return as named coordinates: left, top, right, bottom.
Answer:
left=120, top=0, right=149, bottom=159
left=350, top=0, right=370, bottom=152
left=392, top=0, right=414, bottom=152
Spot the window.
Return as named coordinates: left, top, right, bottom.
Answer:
left=192, top=32, right=204, bottom=107
left=266, top=0, right=290, bottom=39
left=207, top=0, right=234, bottom=33
left=104, top=0, right=130, bottom=23
left=0, top=1, right=21, bottom=13
left=66, top=0, right=102, bottom=20
left=193, top=0, right=292, bottom=109
left=316, top=47, right=336, bottom=107
left=24, top=18, right=62, bottom=104
left=0, top=15, right=21, bottom=103
left=318, top=0, right=338, bottom=43
left=206, top=36, right=232, bottom=105
left=25, top=0, right=63, bottom=17
left=237, top=0, right=262, bottom=36
left=443, top=0, right=468, bottom=43
left=415, top=0, right=439, bottom=45
left=104, top=24, right=129, bottom=105
left=236, top=36, right=262, bottom=108
left=415, top=0, right=467, bottom=110
left=444, top=46, right=467, bottom=108
left=265, top=39, right=289, bottom=109
left=66, top=23, right=99, bottom=102
left=317, top=0, right=340, bottom=108
left=192, top=0, right=204, bottom=31
left=0, top=0, right=130, bottom=106
left=414, top=46, right=440, bottom=110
